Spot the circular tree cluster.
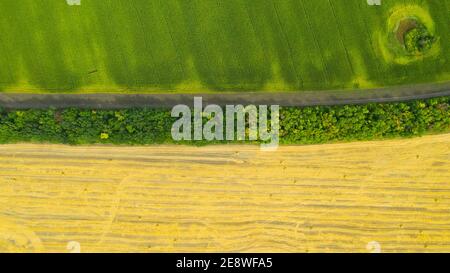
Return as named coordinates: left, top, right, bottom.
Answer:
left=404, top=24, right=435, bottom=54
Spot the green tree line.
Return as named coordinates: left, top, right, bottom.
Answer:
left=0, top=97, right=448, bottom=145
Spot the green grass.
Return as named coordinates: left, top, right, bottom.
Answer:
left=0, top=0, right=449, bottom=93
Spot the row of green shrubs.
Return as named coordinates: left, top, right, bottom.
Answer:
left=0, top=97, right=448, bottom=145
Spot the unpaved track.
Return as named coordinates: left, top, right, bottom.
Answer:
left=0, top=134, right=449, bottom=252
left=1, top=82, right=449, bottom=109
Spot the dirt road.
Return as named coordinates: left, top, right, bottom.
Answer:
left=1, top=81, right=449, bottom=109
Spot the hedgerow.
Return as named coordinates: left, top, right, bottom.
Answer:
left=0, top=97, right=448, bottom=145
left=280, top=97, right=449, bottom=144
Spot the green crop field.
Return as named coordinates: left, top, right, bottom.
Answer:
left=0, top=0, right=448, bottom=93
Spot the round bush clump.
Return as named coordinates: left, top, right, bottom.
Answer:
left=403, top=24, right=435, bottom=55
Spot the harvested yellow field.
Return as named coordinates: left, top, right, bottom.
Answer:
left=0, top=134, right=449, bottom=253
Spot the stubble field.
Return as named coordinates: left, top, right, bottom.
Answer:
left=0, top=134, right=449, bottom=252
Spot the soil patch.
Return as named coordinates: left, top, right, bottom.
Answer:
left=396, top=18, right=418, bottom=45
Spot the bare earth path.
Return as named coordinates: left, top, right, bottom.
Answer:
left=1, top=82, right=449, bottom=109
left=0, top=134, right=449, bottom=252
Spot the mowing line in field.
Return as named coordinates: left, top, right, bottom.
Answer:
left=242, top=0, right=272, bottom=86
left=327, top=0, right=356, bottom=78
left=357, top=0, right=383, bottom=79
left=271, top=0, right=303, bottom=88
left=297, top=1, right=331, bottom=85
left=303, top=1, right=353, bottom=86
left=130, top=1, right=164, bottom=85
left=158, top=0, right=187, bottom=81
